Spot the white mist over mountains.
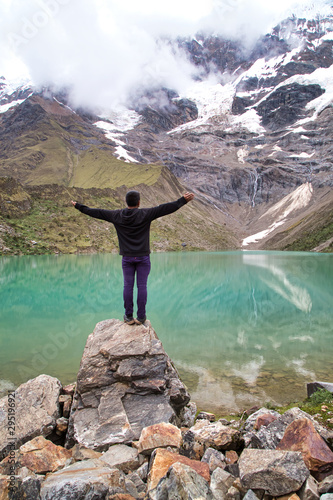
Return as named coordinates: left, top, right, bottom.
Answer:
left=0, top=0, right=332, bottom=112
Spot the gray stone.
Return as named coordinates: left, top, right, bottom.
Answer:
left=148, top=462, right=214, bottom=500
left=319, top=475, right=333, bottom=494
left=210, top=467, right=235, bottom=500
left=40, top=459, right=125, bottom=500
left=298, top=475, right=320, bottom=500
left=239, top=449, right=310, bottom=496
left=307, top=382, right=333, bottom=398
left=137, top=461, right=149, bottom=483
left=182, top=419, right=243, bottom=460
left=242, top=490, right=260, bottom=500
left=320, top=495, right=333, bottom=500
left=0, top=374, right=62, bottom=459
left=127, top=471, right=146, bottom=494
left=201, top=447, right=226, bottom=473
left=179, top=401, right=197, bottom=428
left=227, top=485, right=241, bottom=500
left=244, top=408, right=280, bottom=434
left=100, top=444, right=141, bottom=473
left=197, top=411, right=216, bottom=422
left=66, top=320, right=190, bottom=451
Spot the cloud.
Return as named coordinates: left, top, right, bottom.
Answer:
left=0, top=0, right=331, bottom=111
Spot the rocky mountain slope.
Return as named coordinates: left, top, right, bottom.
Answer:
left=0, top=13, right=333, bottom=254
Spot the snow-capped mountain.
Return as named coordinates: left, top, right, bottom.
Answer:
left=0, top=13, right=333, bottom=252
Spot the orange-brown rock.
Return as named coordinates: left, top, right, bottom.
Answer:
left=147, top=448, right=210, bottom=490
left=277, top=418, right=333, bottom=478
left=225, top=450, right=239, bottom=465
left=274, top=493, right=300, bottom=500
left=254, top=413, right=278, bottom=430
left=137, top=422, right=182, bottom=455
left=0, top=436, right=72, bottom=474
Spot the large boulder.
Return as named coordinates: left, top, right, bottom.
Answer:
left=0, top=375, right=62, bottom=459
left=239, top=449, right=310, bottom=496
left=0, top=436, right=71, bottom=475
left=40, top=459, right=125, bottom=500
left=147, top=448, right=210, bottom=491
left=148, top=462, right=214, bottom=500
left=137, top=422, right=182, bottom=455
left=65, top=319, right=190, bottom=451
left=276, top=418, right=333, bottom=480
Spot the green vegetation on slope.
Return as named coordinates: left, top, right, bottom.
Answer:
left=0, top=178, right=236, bottom=256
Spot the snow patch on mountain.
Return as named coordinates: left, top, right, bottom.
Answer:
left=94, top=108, right=141, bottom=162
left=0, top=99, right=25, bottom=114
left=169, top=81, right=235, bottom=134
left=242, top=182, right=313, bottom=247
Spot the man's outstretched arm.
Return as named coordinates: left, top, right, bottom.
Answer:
left=145, top=192, right=195, bottom=221
left=71, top=200, right=116, bottom=222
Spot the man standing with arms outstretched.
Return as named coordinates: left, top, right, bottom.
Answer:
left=71, top=191, right=194, bottom=325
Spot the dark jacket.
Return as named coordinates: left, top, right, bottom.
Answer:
left=75, top=197, right=187, bottom=256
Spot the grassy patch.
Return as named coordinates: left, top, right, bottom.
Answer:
left=258, top=389, right=333, bottom=429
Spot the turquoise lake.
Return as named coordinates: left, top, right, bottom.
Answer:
left=0, top=251, right=332, bottom=413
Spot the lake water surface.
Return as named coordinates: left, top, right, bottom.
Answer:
left=0, top=251, right=332, bottom=413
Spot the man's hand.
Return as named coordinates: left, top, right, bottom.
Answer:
left=71, top=200, right=77, bottom=207
left=183, top=192, right=195, bottom=203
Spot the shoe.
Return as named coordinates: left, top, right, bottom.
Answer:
left=124, top=315, right=135, bottom=325
left=134, top=316, right=146, bottom=325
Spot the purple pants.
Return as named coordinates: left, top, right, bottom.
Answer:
left=122, top=256, right=151, bottom=319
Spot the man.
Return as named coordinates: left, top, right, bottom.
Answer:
left=71, top=191, right=194, bottom=325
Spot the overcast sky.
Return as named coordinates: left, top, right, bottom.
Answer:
left=0, top=0, right=332, bottom=110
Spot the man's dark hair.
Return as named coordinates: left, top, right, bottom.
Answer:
left=126, top=190, right=140, bottom=207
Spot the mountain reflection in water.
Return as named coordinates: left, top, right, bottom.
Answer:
left=0, top=251, right=332, bottom=412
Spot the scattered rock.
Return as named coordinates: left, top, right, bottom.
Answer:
left=182, top=419, right=243, bottom=459
left=276, top=418, right=333, bottom=479
left=66, top=320, right=190, bottom=451
left=226, top=450, right=239, bottom=464
left=71, top=444, right=102, bottom=462
left=137, top=422, right=182, bottom=455
left=320, top=495, right=333, bottom=500
left=319, top=475, right=333, bottom=494
left=0, top=375, right=62, bottom=459
left=197, top=411, right=216, bottom=422
left=148, top=462, right=214, bottom=500
left=100, top=444, right=142, bottom=473
left=40, top=459, right=125, bottom=500
left=178, top=401, right=197, bottom=428
left=0, top=469, right=42, bottom=500
left=147, top=448, right=210, bottom=491
left=55, top=417, right=68, bottom=435
left=239, top=449, right=310, bottom=496
left=242, top=489, right=260, bottom=500
left=298, top=475, right=320, bottom=500
left=307, top=382, right=333, bottom=398
left=244, top=408, right=280, bottom=434
left=0, top=436, right=71, bottom=475
left=210, top=467, right=236, bottom=499
left=201, top=447, right=227, bottom=473
left=254, top=413, right=278, bottom=431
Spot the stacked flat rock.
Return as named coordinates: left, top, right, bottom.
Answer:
left=65, top=319, right=190, bottom=451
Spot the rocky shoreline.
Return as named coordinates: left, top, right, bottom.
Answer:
left=0, top=319, right=332, bottom=499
